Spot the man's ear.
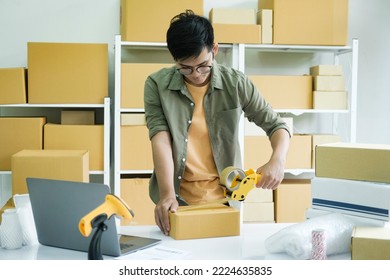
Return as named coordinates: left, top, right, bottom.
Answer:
left=212, top=43, right=219, bottom=57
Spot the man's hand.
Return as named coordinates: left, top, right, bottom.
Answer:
left=256, top=158, right=285, bottom=190
left=154, top=196, right=178, bottom=235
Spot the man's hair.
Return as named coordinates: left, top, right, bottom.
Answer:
left=166, top=10, right=214, bottom=61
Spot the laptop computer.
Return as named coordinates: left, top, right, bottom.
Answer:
left=26, top=177, right=161, bottom=257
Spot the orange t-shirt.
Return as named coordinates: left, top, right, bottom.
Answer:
left=180, top=82, right=225, bottom=205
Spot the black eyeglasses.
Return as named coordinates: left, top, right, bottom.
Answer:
left=177, top=53, right=214, bottom=75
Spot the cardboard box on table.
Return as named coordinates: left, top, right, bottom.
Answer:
left=120, top=0, right=203, bottom=42
left=44, top=123, right=104, bottom=171
left=311, top=177, right=390, bottom=221
left=120, top=114, right=153, bottom=170
left=169, top=205, right=240, bottom=240
left=274, top=179, right=311, bottom=223
left=11, top=149, right=89, bottom=195
left=315, top=142, right=390, bottom=184
left=258, top=0, right=349, bottom=46
left=28, top=42, right=108, bottom=104
left=244, top=135, right=312, bottom=170
left=248, top=75, right=313, bottom=109
left=0, top=67, right=27, bottom=104
left=121, top=63, right=173, bottom=109
left=0, top=117, right=46, bottom=170
left=120, top=178, right=155, bottom=225
left=351, top=227, right=390, bottom=260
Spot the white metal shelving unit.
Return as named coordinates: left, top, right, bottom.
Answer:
left=113, top=33, right=359, bottom=192
left=0, top=97, right=111, bottom=186
left=240, top=39, right=359, bottom=178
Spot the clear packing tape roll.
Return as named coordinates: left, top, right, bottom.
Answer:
left=264, top=213, right=355, bottom=259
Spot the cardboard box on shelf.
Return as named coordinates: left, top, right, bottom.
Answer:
left=313, top=91, right=347, bottom=110
left=121, top=118, right=153, bottom=170
left=314, top=76, right=345, bottom=91
left=209, top=8, right=257, bottom=24
left=120, top=178, right=155, bottom=225
left=311, top=177, right=390, bottom=221
left=257, top=9, right=273, bottom=44
left=351, top=227, right=390, bottom=260
left=28, top=42, right=108, bottom=104
left=213, top=24, right=262, bottom=44
left=121, top=63, right=173, bottom=109
left=61, top=111, right=95, bottom=125
left=44, top=123, right=103, bottom=171
left=120, top=0, right=203, bottom=42
left=11, top=149, right=89, bottom=195
left=243, top=202, right=274, bottom=223
left=310, top=65, right=343, bottom=76
left=315, top=142, right=390, bottom=184
left=244, top=135, right=312, bottom=170
left=120, top=113, right=146, bottom=126
left=258, top=0, right=349, bottom=46
left=0, top=117, right=46, bottom=171
left=169, top=205, right=240, bottom=240
left=274, top=179, right=311, bottom=223
left=249, top=75, right=313, bottom=109
left=0, top=67, right=27, bottom=104
left=311, top=134, right=341, bottom=168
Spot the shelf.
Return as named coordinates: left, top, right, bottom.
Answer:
left=0, top=103, right=105, bottom=108
left=120, top=108, right=145, bottom=113
left=276, top=109, right=349, bottom=116
left=120, top=170, right=153, bottom=175
left=284, top=169, right=315, bottom=176
left=244, top=43, right=353, bottom=54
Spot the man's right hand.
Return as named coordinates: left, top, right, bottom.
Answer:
left=154, top=196, right=179, bottom=235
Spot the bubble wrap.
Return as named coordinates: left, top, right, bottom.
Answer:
left=264, top=213, right=355, bottom=259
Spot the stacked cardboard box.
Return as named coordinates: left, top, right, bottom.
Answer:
left=258, top=0, right=349, bottom=46
left=310, top=65, right=347, bottom=110
left=311, top=142, right=390, bottom=258
left=243, top=187, right=274, bottom=223
left=210, top=8, right=261, bottom=44
left=0, top=67, right=27, bottom=104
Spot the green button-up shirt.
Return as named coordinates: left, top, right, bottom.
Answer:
left=144, top=61, right=289, bottom=205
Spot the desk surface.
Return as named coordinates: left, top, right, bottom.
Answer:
left=0, top=223, right=350, bottom=260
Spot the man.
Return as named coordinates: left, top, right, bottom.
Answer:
left=144, top=10, right=290, bottom=235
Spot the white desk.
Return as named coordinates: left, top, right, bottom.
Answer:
left=0, top=223, right=350, bottom=260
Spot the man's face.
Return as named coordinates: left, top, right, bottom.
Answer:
left=176, top=48, right=214, bottom=87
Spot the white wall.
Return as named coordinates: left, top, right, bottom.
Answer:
left=1, top=0, right=389, bottom=144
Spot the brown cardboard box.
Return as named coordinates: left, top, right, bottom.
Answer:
left=245, top=187, right=273, bottom=203
left=0, top=68, right=27, bottom=104
left=314, top=76, right=345, bottom=91
left=274, top=179, right=311, bottom=223
left=0, top=117, right=46, bottom=170
left=120, top=0, right=203, bottom=42
left=313, top=91, right=347, bottom=110
left=44, top=123, right=103, bottom=171
left=169, top=205, right=240, bottom=240
left=259, top=0, right=349, bottom=46
left=121, top=120, right=153, bottom=170
left=315, top=142, right=390, bottom=183
left=249, top=75, right=313, bottom=109
left=243, top=202, right=274, bottom=223
left=121, top=113, right=146, bottom=126
left=121, top=63, right=173, bottom=109
left=209, top=8, right=257, bottom=24
left=28, top=42, right=108, bottom=104
left=120, top=178, right=155, bottom=225
left=257, top=9, right=273, bottom=44
left=213, top=24, right=262, bottom=44
left=311, top=134, right=341, bottom=168
left=11, top=149, right=89, bottom=195
left=61, top=110, right=95, bottom=125
left=244, top=135, right=312, bottom=170
left=351, top=227, right=390, bottom=260
left=310, top=65, right=343, bottom=76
